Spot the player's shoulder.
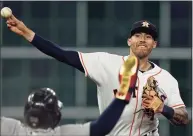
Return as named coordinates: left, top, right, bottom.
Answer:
left=162, top=69, right=177, bottom=83
left=97, top=52, right=123, bottom=58
left=59, top=122, right=90, bottom=129
left=1, top=116, right=21, bottom=124
left=89, top=52, right=124, bottom=63
left=1, top=116, right=22, bottom=135
left=56, top=122, right=90, bottom=136
left=154, top=64, right=177, bottom=83
left=1, top=116, right=22, bottom=129
left=80, top=51, right=123, bottom=58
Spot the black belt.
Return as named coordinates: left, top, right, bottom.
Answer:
left=143, top=129, right=157, bottom=136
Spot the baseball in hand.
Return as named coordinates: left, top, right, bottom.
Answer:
left=1, top=7, right=12, bottom=18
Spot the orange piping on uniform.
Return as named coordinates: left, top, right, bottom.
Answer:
left=172, top=104, right=185, bottom=108
left=79, top=52, right=89, bottom=76
left=129, top=77, right=140, bottom=136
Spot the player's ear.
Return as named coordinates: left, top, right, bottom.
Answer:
left=153, top=41, right=157, bottom=48
left=127, top=38, right=131, bottom=47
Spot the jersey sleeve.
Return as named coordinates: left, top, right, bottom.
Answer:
left=1, top=116, right=21, bottom=136
left=59, top=122, right=90, bottom=136
left=166, top=78, right=185, bottom=109
left=78, top=52, right=122, bottom=85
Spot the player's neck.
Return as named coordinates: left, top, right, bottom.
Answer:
left=129, top=52, right=152, bottom=72
left=138, top=57, right=151, bottom=72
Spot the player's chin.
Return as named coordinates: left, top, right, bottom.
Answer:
left=135, top=52, right=149, bottom=59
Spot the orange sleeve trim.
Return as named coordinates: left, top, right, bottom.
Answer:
left=78, top=52, right=89, bottom=77
left=171, top=104, right=185, bottom=108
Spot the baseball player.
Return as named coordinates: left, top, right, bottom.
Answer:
left=1, top=58, right=139, bottom=136
left=4, top=13, right=189, bottom=136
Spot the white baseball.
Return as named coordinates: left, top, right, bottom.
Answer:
left=1, top=7, right=12, bottom=18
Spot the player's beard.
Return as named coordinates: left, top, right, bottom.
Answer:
left=130, top=44, right=153, bottom=59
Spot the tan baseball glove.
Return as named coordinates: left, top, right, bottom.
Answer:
left=141, top=76, right=163, bottom=120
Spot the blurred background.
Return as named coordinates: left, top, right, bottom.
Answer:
left=0, top=1, right=192, bottom=136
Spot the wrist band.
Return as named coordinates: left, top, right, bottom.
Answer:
left=161, top=105, right=175, bottom=120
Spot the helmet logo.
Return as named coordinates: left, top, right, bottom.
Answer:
left=142, top=21, right=149, bottom=27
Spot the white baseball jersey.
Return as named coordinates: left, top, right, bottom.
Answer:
left=1, top=116, right=90, bottom=136
left=78, top=52, right=185, bottom=136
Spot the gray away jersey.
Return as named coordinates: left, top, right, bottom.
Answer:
left=1, top=116, right=90, bottom=136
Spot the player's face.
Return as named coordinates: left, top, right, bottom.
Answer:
left=128, top=32, right=157, bottom=59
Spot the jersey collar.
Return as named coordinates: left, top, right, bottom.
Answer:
left=123, top=56, right=162, bottom=75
